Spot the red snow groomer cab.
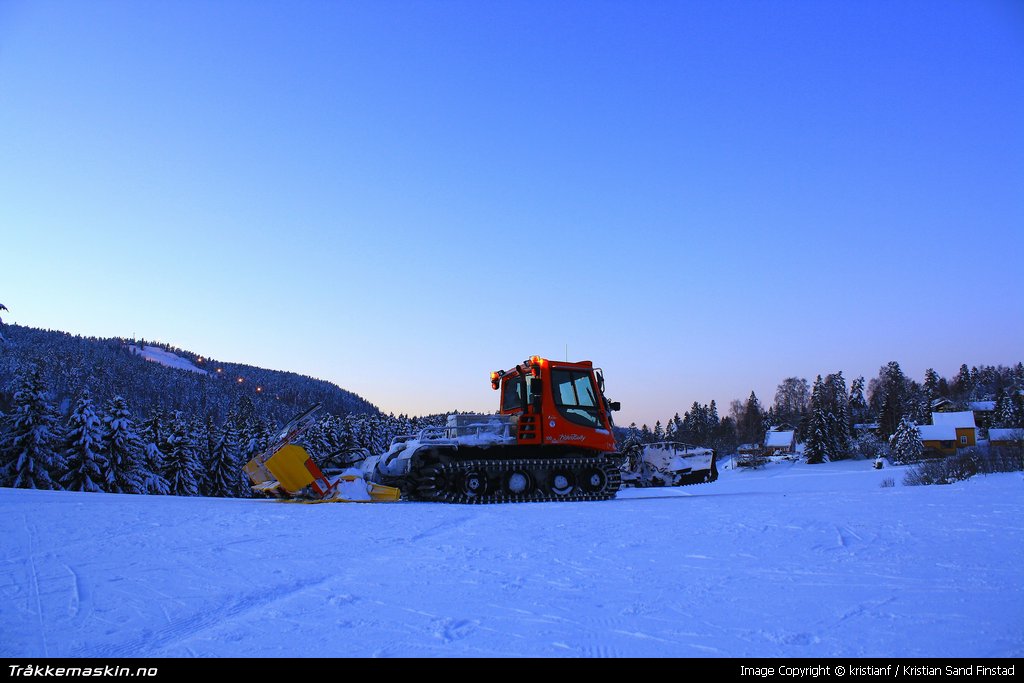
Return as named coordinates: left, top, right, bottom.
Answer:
left=492, top=356, right=620, bottom=455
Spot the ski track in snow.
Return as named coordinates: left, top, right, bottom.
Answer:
left=0, top=461, right=1022, bottom=657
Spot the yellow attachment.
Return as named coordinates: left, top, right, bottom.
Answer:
left=365, top=480, right=401, bottom=502
left=285, top=477, right=401, bottom=503
left=243, top=457, right=273, bottom=485
left=265, top=444, right=318, bottom=494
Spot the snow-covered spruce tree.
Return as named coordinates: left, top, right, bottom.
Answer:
left=923, top=368, right=942, bottom=404
left=0, top=303, right=7, bottom=344
left=848, top=376, right=869, bottom=427
left=825, top=372, right=852, bottom=458
left=804, top=411, right=830, bottom=464
left=163, top=413, right=201, bottom=496
left=0, top=364, right=64, bottom=489
left=889, top=418, right=923, bottom=465
left=139, top=410, right=170, bottom=494
left=101, top=396, right=146, bottom=494
left=60, top=391, right=109, bottom=492
left=205, top=420, right=245, bottom=497
left=192, top=417, right=215, bottom=496
left=803, top=376, right=831, bottom=464
left=994, top=388, right=1022, bottom=428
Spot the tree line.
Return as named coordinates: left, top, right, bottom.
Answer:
left=617, top=361, right=1024, bottom=463
left=0, top=362, right=448, bottom=496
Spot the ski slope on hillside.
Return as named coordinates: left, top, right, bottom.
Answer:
left=128, top=345, right=208, bottom=375
left=1, top=460, right=1021, bottom=658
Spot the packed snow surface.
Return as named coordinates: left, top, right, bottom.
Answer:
left=1, top=459, right=1021, bottom=658
left=128, top=345, right=208, bottom=375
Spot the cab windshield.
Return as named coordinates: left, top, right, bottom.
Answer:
left=551, top=369, right=601, bottom=428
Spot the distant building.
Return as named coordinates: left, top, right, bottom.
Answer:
left=764, top=430, right=796, bottom=455
left=930, top=411, right=977, bottom=448
left=930, top=397, right=955, bottom=412
left=989, top=428, right=1024, bottom=447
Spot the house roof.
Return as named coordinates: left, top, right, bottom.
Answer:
left=765, top=431, right=795, bottom=447
left=931, top=411, right=977, bottom=429
left=989, top=428, right=1024, bottom=442
left=917, top=424, right=957, bottom=441
left=968, top=401, right=996, bottom=412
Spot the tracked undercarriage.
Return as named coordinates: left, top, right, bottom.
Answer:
left=408, top=451, right=622, bottom=503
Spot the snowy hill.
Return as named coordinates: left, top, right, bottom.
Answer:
left=1, top=459, right=1021, bottom=658
left=0, top=324, right=379, bottom=423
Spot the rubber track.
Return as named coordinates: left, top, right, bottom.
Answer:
left=414, top=457, right=622, bottom=504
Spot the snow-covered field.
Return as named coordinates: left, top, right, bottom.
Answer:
left=1, top=459, right=1021, bottom=658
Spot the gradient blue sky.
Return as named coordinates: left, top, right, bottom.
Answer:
left=2, top=0, right=1022, bottom=426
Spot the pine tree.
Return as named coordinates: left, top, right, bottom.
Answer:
left=804, top=410, right=829, bottom=464
left=923, top=368, right=942, bottom=403
left=191, top=417, right=215, bottom=495
left=101, top=396, right=146, bottom=494
left=804, top=376, right=829, bottom=464
left=205, top=421, right=245, bottom=497
left=826, top=372, right=852, bottom=458
left=640, top=424, right=653, bottom=443
left=141, top=441, right=171, bottom=494
left=139, top=410, right=170, bottom=494
left=60, top=392, right=108, bottom=492
left=664, top=416, right=676, bottom=442
left=953, top=364, right=972, bottom=400
left=849, top=376, right=869, bottom=426
left=738, top=391, right=765, bottom=446
left=877, top=362, right=909, bottom=439
left=889, top=417, right=923, bottom=465
left=163, top=413, right=201, bottom=496
left=0, top=365, right=63, bottom=489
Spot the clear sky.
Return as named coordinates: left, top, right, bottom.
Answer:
left=2, top=0, right=1022, bottom=427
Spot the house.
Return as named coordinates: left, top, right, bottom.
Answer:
left=968, top=401, right=996, bottom=428
left=763, top=429, right=796, bottom=455
left=930, top=411, right=977, bottom=448
left=917, top=424, right=959, bottom=456
left=930, top=397, right=954, bottom=412
left=988, top=428, right=1024, bottom=447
